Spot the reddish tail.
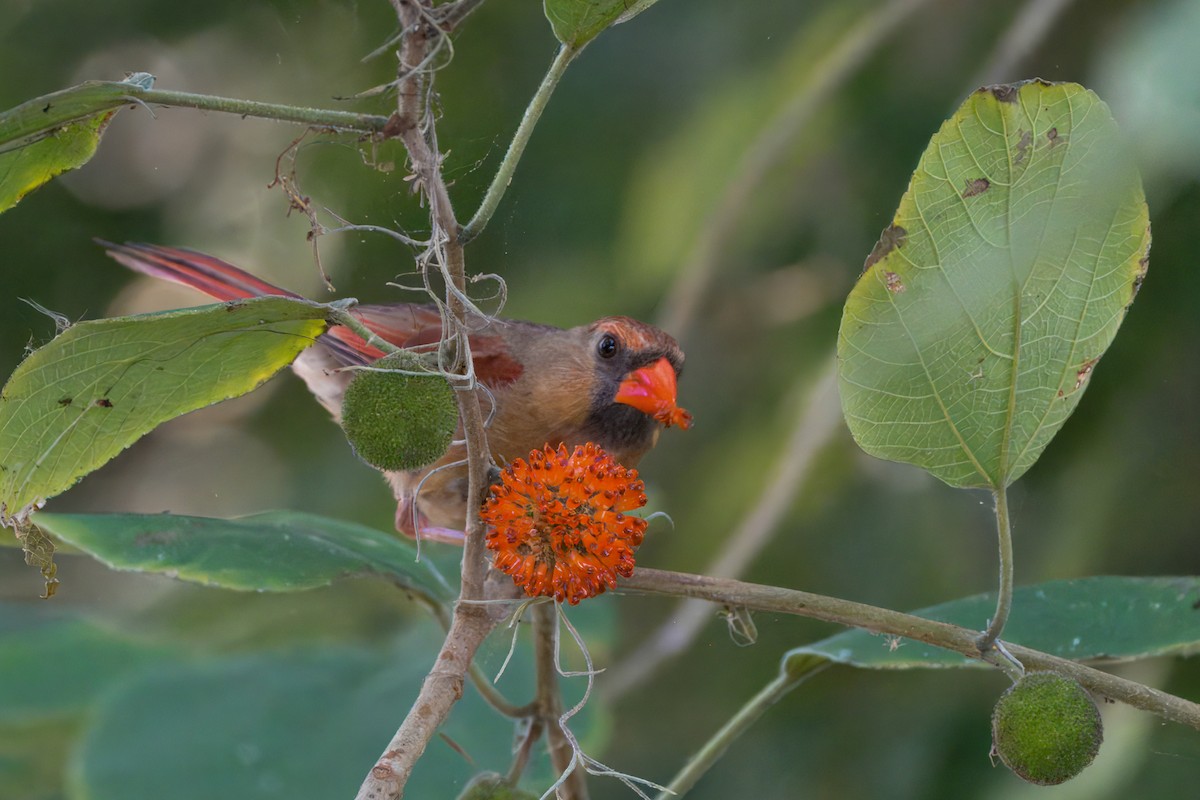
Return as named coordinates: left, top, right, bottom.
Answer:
left=99, top=241, right=302, bottom=303
left=101, top=241, right=385, bottom=365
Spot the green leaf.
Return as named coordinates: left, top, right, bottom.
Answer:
left=543, top=0, right=633, bottom=48
left=0, top=297, right=328, bottom=527
left=837, top=81, right=1150, bottom=489
left=0, top=112, right=112, bottom=212
left=0, top=73, right=154, bottom=213
left=785, top=576, right=1200, bottom=671
left=34, top=510, right=454, bottom=604
left=0, top=603, right=177, bottom=723
left=0, top=603, right=178, bottom=800
left=0, top=717, right=76, bottom=800
left=71, top=634, right=526, bottom=800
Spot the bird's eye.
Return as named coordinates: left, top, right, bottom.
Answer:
left=597, top=333, right=619, bottom=359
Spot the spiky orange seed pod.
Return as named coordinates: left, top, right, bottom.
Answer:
left=482, top=443, right=649, bottom=604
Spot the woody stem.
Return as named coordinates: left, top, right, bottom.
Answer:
left=619, top=568, right=1200, bottom=730
left=353, top=2, right=497, bottom=798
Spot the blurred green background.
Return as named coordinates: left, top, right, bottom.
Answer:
left=2, top=0, right=1200, bottom=797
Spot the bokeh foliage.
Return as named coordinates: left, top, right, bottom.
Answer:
left=2, top=0, right=1200, bottom=798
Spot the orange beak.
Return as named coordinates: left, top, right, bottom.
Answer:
left=614, top=357, right=693, bottom=430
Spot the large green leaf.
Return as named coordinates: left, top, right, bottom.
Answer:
left=0, top=297, right=327, bottom=527
left=0, top=605, right=175, bottom=723
left=838, top=80, right=1150, bottom=489
left=0, top=718, right=74, bottom=800
left=69, top=630, right=571, bottom=800
left=0, top=603, right=178, bottom=800
left=0, top=73, right=154, bottom=213
left=786, top=576, right=1200, bottom=671
left=34, top=510, right=454, bottom=604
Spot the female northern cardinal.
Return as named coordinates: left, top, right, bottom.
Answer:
left=102, top=242, right=691, bottom=543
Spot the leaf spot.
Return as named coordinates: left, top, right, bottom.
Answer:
left=863, top=224, right=907, bottom=271
left=57, top=397, right=72, bottom=407
left=990, top=84, right=1020, bottom=103
left=1046, top=127, right=1060, bottom=146
left=134, top=529, right=180, bottom=547
left=1014, top=129, right=1033, bottom=165
left=94, top=398, right=113, bottom=408
left=962, top=178, right=990, bottom=198
left=885, top=271, right=905, bottom=293
left=1074, top=358, right=1099, bottom=391
left=1133, top=237, right=1150, bottom=299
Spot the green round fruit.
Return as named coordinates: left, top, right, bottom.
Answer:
left=991, top=671, right=1103, bottom=785
left=340, top=352, right=458, bottom=472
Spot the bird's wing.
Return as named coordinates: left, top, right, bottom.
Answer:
left=350, top=303, right=526, bottom=388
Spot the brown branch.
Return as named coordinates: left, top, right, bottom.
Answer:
left=354, top=2, right=499, bottom=797
left=355, top=606, right=496, bottom=800
left=620, top=568, right=1200, bottom=730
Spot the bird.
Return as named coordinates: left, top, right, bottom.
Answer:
left=101, top=242, right=691, bottom=544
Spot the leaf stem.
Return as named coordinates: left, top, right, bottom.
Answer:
left=459, top=43, right=580, bottom=243
left=325, top=306, right=403, bottom=356
left=653, top=662, right=829, bottom=799
left=0, top=78, right=391, bottom=153
left=132, top=87, right=393, bottom=132
left=977, top=486, right=1014, bottom=654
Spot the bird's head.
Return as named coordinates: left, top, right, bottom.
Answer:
left=584, top=317, right=692, bottom=447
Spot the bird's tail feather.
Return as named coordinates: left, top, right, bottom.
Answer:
left=100, top=240, right=379, bottom=365
left=98, top=241, right=302, bottom=302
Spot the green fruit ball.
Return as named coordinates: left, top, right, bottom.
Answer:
left=991, top=671, right=1103, bottom=785
left=340, top=352, right=458, bottom=472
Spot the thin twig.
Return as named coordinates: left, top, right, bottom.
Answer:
left=620, top=568, right=1200, bottom=731
left=507, top=717, right=545, bottom=785
left=460, top=43, right=581, bottom=243
left=0, top=80, right=392, bottom=144
left=546, top=607, right=669, bottom=800
left=534, top=602, right=590, bottom=799
left=604, top=360, right=842, bottom=700
left=653, top=667, right=828, bottom=799
left=135, top=87, right=393, bottom=132
left=433, top=0, right=488, bottom=32
left=326, top=307, right=403, bottom=356
left=656, top=0, right=933, bottom=340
